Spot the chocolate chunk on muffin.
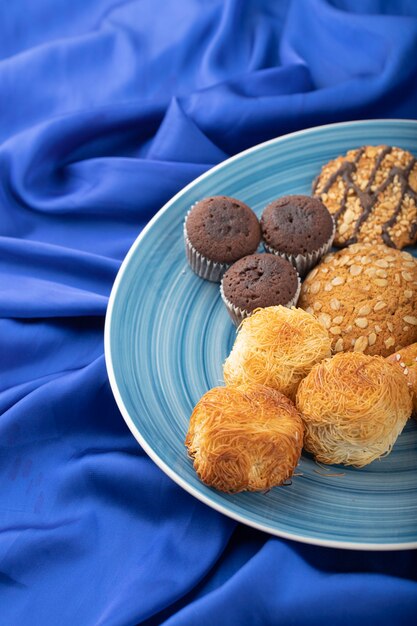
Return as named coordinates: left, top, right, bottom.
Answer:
left=260, top=195, right=335, bottom=276
left=220, top=253, right=301, bottom=325
left=313, top=145, right=417, bottom=249
left=184, top=196, right=261, bottom=282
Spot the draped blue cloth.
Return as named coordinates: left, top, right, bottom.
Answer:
left=1, top=1, right=417, bottom=624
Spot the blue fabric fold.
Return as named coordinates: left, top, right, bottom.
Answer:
left=1, top=1, right=417, bottom=624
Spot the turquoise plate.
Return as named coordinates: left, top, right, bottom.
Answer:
left=105, top=120, right=417, bottom=550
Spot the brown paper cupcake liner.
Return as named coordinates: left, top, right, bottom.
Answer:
left=220, top=272, right=302, bottom=327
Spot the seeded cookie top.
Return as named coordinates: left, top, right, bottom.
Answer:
left=298, top=243, right=417, bottom=357
left=185, top=196, right=261, bottom=264
left=313, top=145, right=417, bottom=249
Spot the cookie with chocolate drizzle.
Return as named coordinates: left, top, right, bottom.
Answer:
left=313, top=145, right=417, bottom=249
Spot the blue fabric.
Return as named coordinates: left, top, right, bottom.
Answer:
left=1, top=0, right=417, bottom=624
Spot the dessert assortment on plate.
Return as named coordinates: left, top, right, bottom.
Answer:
left=183, top=145, right=417, bottom=493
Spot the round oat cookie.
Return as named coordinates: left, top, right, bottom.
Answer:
left=312, top=145, right=417, bottom=249
left=298, top=243, right=417, bottom=357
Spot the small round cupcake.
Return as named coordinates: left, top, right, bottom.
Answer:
left=220, top=253, right=301, bottom=326
left=185, top=384, right=304, bottom=493
left=260, top=195, right=335, bottom=276
left=184, top=196, right=261, bottom=282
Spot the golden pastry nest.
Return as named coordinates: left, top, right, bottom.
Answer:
left=223, top=305, right=332, bottom=401
left=185, top=144, right=417, bottom=493
left=297, top=351, right=411, bottom=467
left=186, top=384, right=304, bottom=493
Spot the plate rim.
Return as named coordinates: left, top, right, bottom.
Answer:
left=104, top=118, right=417, bottom=551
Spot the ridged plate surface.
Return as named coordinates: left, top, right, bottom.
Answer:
left=105, top=120, right=417, bottom=550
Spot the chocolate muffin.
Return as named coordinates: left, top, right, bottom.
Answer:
left=184, top=196, right=261, bottom=282
left=260, top=195, right=335, bottom=276
left=220, top=253, right=301, bottom=325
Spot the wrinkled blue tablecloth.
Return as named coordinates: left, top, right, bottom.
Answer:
left=1, top=1, right=417, bottom=624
